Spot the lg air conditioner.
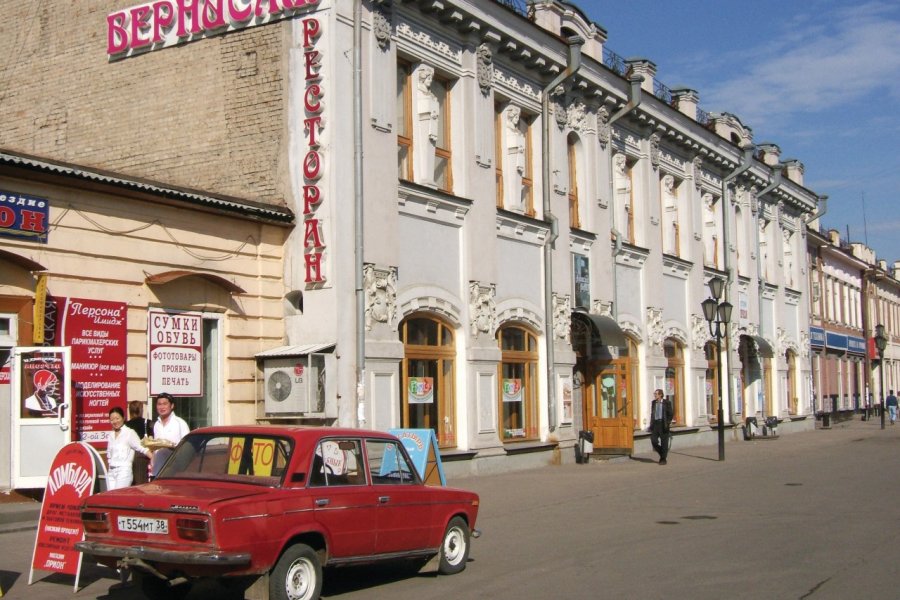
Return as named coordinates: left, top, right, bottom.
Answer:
left=263, top=356, right=325, bottom=416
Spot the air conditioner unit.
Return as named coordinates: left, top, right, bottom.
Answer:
left=263, top=356, right=324, bottom=415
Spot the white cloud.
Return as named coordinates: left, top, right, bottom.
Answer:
left=701, top=2, right=900, bottom=127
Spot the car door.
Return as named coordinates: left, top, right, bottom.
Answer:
left=309, top=438, right=378, bottom=558
left=365, top=438, right=435, bottom=555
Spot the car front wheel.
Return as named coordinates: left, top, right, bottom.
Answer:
left=270, top=543, right=322, bottom=600
left=438, top=516, right=470, bottom=575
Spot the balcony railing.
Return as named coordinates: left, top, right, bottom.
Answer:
left=602, top=46, right=628, bottom=77
left=653, top=80, right=675, bottom=107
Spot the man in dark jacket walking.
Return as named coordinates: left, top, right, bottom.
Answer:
left=650, top=388, right=674, bottom=464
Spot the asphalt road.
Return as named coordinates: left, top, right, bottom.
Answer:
left=2, top=418, right=898, bottom=600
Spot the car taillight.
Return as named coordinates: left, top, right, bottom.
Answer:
left=176, top=517, right=209, bottom=542
left=82, top=511, right=110, bottom=533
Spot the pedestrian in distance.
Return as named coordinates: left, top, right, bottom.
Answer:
left=124, top=400, right=152, bottom=484
left=106, top=407, right=152, bottom=490
left=649, top=388, right=674, bottom=465
left=150, top=393, right=190, bottom=478
left=887, top=390, right=898, bottom=426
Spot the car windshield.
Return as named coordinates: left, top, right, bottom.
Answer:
left=156, top=433, right=294, bottom=487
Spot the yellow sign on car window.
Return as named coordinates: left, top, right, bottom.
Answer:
left=227, top=437, right=276, bottom=476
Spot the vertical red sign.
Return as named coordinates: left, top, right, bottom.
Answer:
left=53, top=298, right=128, bottom=443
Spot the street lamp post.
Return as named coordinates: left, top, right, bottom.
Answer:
left=875, top=324, right=887, bottom=430
left=702, top=277, right=732, bottom=462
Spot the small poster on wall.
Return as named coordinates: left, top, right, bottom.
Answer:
left=502, top=378, right=523, bottom=403
left=407, top=377, right=434, bottom=404
left=148, top=309, right=203, bottom=397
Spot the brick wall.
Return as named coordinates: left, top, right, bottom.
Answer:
left=0, top=3, right=289, bottom=207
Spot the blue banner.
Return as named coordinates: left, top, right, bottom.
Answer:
left=847, top=336, right=867, bottom=355
left=0, top=190, right=50, bottom=243
left=825, top=331, right=848, bottom=351
left=809, top=326, right=825, bottom=348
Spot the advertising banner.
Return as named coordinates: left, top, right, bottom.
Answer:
left=148, top=309, right=203, bottom=397
left=30, top=442, right=103, bottom=591
left=0, top=189, right=50, bottom=243
left=61, top=299, right=127, bottom=443
left=20, top=350, right=67, bottom=419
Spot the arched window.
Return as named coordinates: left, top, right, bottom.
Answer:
left=786, top=350, right=797, bottom=414
left=567, top=133, right=581, bottom=229
left=497, top=325, right=539, bottom=442
left=664, top=339, right=685, bottom=425
left=400, top=315, right=457, bottom=448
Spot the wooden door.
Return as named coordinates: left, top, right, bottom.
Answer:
left=585, top=361, right=634, bottom=455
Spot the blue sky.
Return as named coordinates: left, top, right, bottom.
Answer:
left=577, top=0, right=900, bottom=264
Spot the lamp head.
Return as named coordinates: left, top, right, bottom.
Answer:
left=875, top=324, right=887, bottom=354
left=702, top=298, right=717, bottom=323
left=708, top=277, right=725, bottom=301
left=719, top=301, right=733, bottom=325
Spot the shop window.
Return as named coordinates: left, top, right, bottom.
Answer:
left=400, top=316, right=456, bottom=448
left=153, top=316, right=221, bottom=430
left=705, top=341, right=718, bottom=420
left=497, top=325, right=539, bottom=442
left=664, top=339, right=684, bottom=425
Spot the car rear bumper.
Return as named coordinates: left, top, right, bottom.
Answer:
left=75, top=541, right=251, bottom=568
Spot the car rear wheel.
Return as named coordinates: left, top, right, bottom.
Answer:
left=438, top=516, right=470, bottom=575
left=270, top=543, right=322, bottom=600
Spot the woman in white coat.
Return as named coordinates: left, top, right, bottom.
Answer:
left=106, top=407, right=152, bottom=490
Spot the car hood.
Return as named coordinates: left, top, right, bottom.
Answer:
left=84, top=480, right=271, bottom=512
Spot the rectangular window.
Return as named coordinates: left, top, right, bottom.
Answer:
left=433, top=76, right=452, bottom=192
left=522, top=116, right=534, bottom=216
left=397, top=62, right=413, bottom=181
left=567, top=140, right=579, bottom=229
left=495, top=105, right=504, bottom=209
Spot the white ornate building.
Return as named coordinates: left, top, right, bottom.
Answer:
left=0, top=0, right=823, bottom=475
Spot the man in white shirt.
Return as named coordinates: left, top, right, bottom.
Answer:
left=150, top=393, right=190, bottom=478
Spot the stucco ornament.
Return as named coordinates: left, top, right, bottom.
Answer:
left=476, top=43, right=493, bottom=95
left=373, top=9, right=391, bottom=51
left=567, top=100, right=587, bottom=133
left=800, top=330, right=810, bottom=355
left=649, top=133, right=661, bottom=169
left=692, top=313, right=709, bottom=351
left=553, top=97, right=567, bottom=130
left=692, top=156, right=703, bottom=189
left=597, top=106, right=610, bottom=147
left=646, top=307, right=663, bottom=348
left=592, top=299, right=613, bottom=317
left=469, top=281, right=497, bottom=336
left=417, top=65, right=438, bottom=142
left=552, top=293, right=571, bottom=342
left=363, top=264, right=397, bottom=331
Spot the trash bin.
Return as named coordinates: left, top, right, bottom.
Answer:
left=822, top=413, right=831, bottom=427
left=577, top=430, right=594, bottom=464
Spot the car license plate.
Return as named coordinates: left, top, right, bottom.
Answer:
left=117, top=516, right=169, bottom=534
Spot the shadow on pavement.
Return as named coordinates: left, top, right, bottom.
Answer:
left=321, top=561, right=453, bottom=598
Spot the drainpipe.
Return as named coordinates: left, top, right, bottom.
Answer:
left=803, top=194, right=829, bottom=224
left=719, top=144, right=756, bottom=422
left=606, top=75, right=644, bottom=320
left=542, top=35, right=583, bottom=432
left=753, top=165, right=782, bottom=417
left=353, top=0, right=365, bottom=427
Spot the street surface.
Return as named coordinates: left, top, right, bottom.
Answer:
left=2, top=418, right=898, bottom=599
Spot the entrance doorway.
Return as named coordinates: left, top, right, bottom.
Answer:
left=571, top=312, right=634, bottom=454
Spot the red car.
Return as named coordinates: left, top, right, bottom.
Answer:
left=76, top=426, right=480, bottom=600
